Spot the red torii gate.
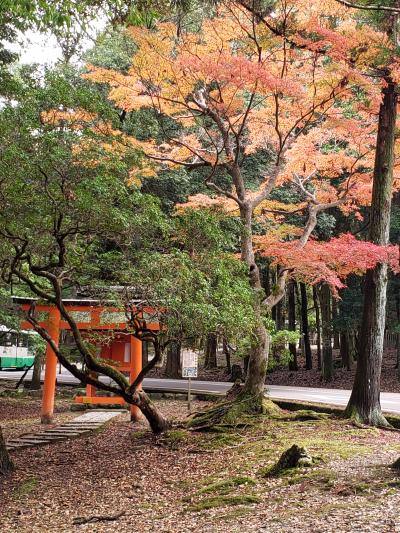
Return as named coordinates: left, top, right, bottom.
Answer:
left=15, top=297, right=160, bottom=423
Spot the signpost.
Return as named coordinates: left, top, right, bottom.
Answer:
left=182, top=351, right=198, bottom=412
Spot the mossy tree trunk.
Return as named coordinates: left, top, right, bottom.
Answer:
left=346, top=81, right=397, bottom=426
left=0, top=427, right=13, bottom=476
left=237, top=200, right=270, bottom=408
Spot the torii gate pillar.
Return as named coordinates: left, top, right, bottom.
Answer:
left=130, top=336, right=143, bottom=422
left=41, top=307, right=61, bottom=424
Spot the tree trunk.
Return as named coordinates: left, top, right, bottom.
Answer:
left=243, top=354, right=250, bottom=375
left=204, top=333, right=218, bottom=369
left=346, top=81, right=397, bottom=426
left=332, top=299, right=340, bottom=349
left=164, top=342, right=181, bottom=378
left=222, top=337, right=231, bottom=374
left=396, top=332, right=400, bottom=381
left=300, top=282, right=312, bottom=370
left=319, top=284, right=334, bottom=382
left=396, top=290, right=400, bottom=381
left=142, top=341, right=149, bottom=367
left=239, top=202, right=270, bottom=405
left=275, top=297, right=284, bottom=331
left=136, top=392, right=170, bottom=433
left=263, top=262, right=271, bottom=297
left=313, top=286, right=322, bottom=371
left=340, top=332, right=352, bottom=371
left=348, top=331, right=357, bottom=366
left=288, top=280, right=298, bottom=371
left=0, top=427, right=14, bottom=476
left=242, top=322, right=269, bottom=399
left=29, top=352, right=43, bottom=390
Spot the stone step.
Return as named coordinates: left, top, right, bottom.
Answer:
left=66, top=420, right=101, bottom=424
left=6, top=440, right=30, bottom=447
left=63, top=422, right=101, bottom=427
left=6, top=443, right=31, bottom=450
left=59, top=424, right=100, bottom=430
left=6, top=410, right=122, bottom=451
left=43, top=430, right=83, bottom=436
left=34, top=434, right=65, bottom=440
left=10, top=438, right=49, bottom=445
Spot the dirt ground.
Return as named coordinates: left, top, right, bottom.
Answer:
left=1, top=398, right=400, bottom=532
left=0, top=396, right=76, bottom=441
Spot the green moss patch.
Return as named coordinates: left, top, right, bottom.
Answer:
left=199, top=476, right=256, bottom=495
left=188, top=494, right=261, bottom=512
left=13, top=477, right=37, bottom=499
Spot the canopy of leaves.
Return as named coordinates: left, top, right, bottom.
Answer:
left=0, top=66, right=258, bottom=354
left=256, top=233, right=399, bottom=293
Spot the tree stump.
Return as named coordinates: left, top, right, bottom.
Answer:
left=230, top=364, right=243, bottom=382
left=265, top=444, right=313, bottom=477
left=0, top=427, right=14, bottom=476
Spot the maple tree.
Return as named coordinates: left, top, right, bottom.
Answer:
left=227, top=1, right=400, bottom=426
left=80, top=1, right=400, bottom=417
left=255, top=233, right=400, bottom=295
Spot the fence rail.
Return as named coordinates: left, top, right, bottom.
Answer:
left=308, top=331, right=398, bottom=349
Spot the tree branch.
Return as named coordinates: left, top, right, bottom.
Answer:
left=334, top=0, right=400, bottom=13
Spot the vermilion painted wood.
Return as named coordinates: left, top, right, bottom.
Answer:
left=41, top=307, right=61, bottom=424
left=74, top=396, right=127, bottom=405
left=16, top=301, right=157, bottom=418
left=19, top=303, right=161, bottom=331
left=130, top=336, right=143, bottom=421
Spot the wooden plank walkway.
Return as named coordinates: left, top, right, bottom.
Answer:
left=6, top=410, right=124, bottom=451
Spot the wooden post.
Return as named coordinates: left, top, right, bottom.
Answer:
left=86, top=377, right=96, bottom=399
left=130, top=336, right=142, bottom=422
left=187, top=377, right=192, bottom=413
left=41, top=307, right=61, bottom=424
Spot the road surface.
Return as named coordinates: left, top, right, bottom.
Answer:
left=1, top=368, right=399, bottom=415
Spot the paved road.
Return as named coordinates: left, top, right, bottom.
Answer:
left=1, top=368, right=400, bottom=415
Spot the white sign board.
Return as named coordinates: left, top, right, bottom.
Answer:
left=182, top=351, right=198, bottom=378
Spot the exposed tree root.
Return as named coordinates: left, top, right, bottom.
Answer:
left=344, top=405, right=391, bottom=429
left=73, top=511, right=126, bottom=525
left=187, top=392, right=281, bottom=431
left=280, top=410, right=331, bottom=422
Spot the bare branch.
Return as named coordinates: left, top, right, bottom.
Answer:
left=334, top=0, right=400, bottom=13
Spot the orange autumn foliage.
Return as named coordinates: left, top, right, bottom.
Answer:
left=73, top=3, right=400, bottom=291
left=82, top=4, right=393, bottom=213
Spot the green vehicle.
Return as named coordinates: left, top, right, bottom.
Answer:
left=0, top=327, right=35, bottom=370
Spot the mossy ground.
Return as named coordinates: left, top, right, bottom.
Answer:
left=180, top=404, right=400, bottom=522
left=2, top=399, right=400, bottom=532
